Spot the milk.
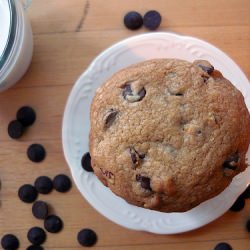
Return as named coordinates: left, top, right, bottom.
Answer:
left=0, top=0, right=33, bottom=91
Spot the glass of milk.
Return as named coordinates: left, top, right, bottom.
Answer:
left=0, top=0, right=33, bottom=92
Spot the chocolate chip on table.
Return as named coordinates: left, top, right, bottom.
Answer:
left=27, top=144, right=46, bottom=163
left=214, top=242, right=232, bottom=250
left=246, top=219, right=250, bottom=232
left=16, top=106, right=36, bottom=127
left=240, top=185, right=250, bottom=199
left=1, top=234, right=19, bottom=250
left=44, top=215, right=63, bottom=233
left=104, top=109, right=118, bottom=129
left=26, top=245, right=44, bottom=250
left=18, top=184, right=38, bottom=203
left=77, top=228, right=97, bottom=247
left=143, top=10, right=162, bottom=30
left=124, top=11, right=143, bottom=30
left=27, top=227, right=46, bottom=245
left=32, top=201, right=49, bottom=220
left=136, top=174, right=152, bottom=190
left=8, top=120, right=24, bottom=139
left=53, top=174, right=72, bottom=193
left=122, top=85, right=146, bottom=102
left=230, top=196, right=245, bottom=212
left=34, top=176, right=53, bottom=194
left=223, top=153, right=239, bottom=170
left=81, top=152, right=93, bottom=172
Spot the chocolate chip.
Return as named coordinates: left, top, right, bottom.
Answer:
left=202, top=75, right=209, bottom=83
left=18, top=184, right=38, bottom=203
left=130, top=149, right=137, bottom=165
left=193, top=60, right=214, bottom=76
left=8, top=120, right=24, bottom=139
left=16, top=106, right=36, bottom=127
left=27, top=144, right=46, bottom=163
left=223, top=153, right=239, bottom=170
left=53, top=174, right=72, bottom=193
left=230, top=196, right=245, bottom=212
left=129, top=147, right=145, bottom=168
left=34, top=176, right=53, bottom=194
left=44, top=215, right=63, bottom=233
left=122, top=85, right=146, bottom=102
left=32, top=201, right=49, bottom=220
left=246, top=219, right=250, bottom=232
left=27, top=227, right=46, bottom=245
left=214, top=242, right=232, bottom=250
left=104, top=109, right=118, bottom=129
left=124, top=11, right=143, bottom=30
left=81, top=152, right=93, bottom=172
left=136, top=174, right=152, bottom=190
left=174, top=93, right=183, bottom=96
left=26, top=245, right=44, bottom=250
left=143, top=10, right=162, bottom=30
left=77, top=229, right=97, bottom=247
left=199, top=64, right=214, bottom=74
left=240, top=185, right=250, bottom=199
left=1, top=234, right=19, bottom=250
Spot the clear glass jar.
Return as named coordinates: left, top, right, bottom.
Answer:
left=0, top=0, right=33, bottom=91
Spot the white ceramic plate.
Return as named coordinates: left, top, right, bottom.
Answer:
left=62, top=32, right=250, bottom=234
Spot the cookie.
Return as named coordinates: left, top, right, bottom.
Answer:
left=89, top=59, right=250, bottom=212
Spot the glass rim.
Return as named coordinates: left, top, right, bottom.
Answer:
left=0, top=0, right=17, bottom=71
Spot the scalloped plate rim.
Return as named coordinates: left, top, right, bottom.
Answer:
left=62, top=32, right=250, bottom=234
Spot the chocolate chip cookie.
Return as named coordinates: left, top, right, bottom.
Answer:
left=89, top=59, right=250, bottom=212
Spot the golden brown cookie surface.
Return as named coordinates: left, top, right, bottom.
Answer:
left=89, top=59, right=250, bottom=212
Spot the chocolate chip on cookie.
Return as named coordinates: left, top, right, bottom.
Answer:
left=100, top=168, right=115, bottom=184
left=136, top=174, right=152, bottom=190
left=104, top=109, right=118, bottom=129
left=122, top=84, right=146, bottom=102
left=223, top=153, right=239, bottom=170
left=194, top=60, right=214, bottom=74
left=174, top=93, right=183, bottom=96
left=129, top=147, right=145, bottom=168
left=199, top=64, right=214, bottom=74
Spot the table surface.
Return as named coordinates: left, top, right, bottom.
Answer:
left=1, top=0, right=250, bottom=249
